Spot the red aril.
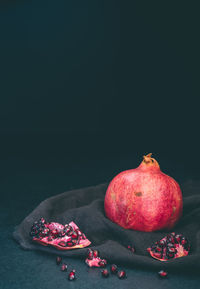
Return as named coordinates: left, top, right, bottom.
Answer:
left=104, top=153, right=183, bottom=232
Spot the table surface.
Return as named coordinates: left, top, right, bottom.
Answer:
left=1, top=154, right=200, bottom=289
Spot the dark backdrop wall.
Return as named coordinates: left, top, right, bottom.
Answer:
left=1, top=1, right=200, bottom=180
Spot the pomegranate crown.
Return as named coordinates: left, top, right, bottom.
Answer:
left=140, top=153, right=160, bottom=169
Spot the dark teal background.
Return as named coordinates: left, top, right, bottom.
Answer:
left=1, top=0, right=200, bottom=165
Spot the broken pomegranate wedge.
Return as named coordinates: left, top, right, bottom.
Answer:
left=30, top=218, right=91, bottom=250
left=85, top=248, right=107, bottom=267
left=147, top=232, right=190, bottom=261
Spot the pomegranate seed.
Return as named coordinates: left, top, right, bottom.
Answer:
left=101, top=269, right=109, bottom=278
left=158, top=270, right=168, bottom=278
left=175, top=234, right=182, bottom=243
left=168, top=247, right=176, bottom=253
left=181, top=238, right=187, bottom=245
left=153, top=252, right=162, bottom=259
left=56, top=256, right=62, bottom=265
left=110, top=264, right=118, bottom=274
left=76, top=229, right=82, bottom=236
left=118, top=270, right=126, bottom=279
left=71, top=231, right=78, bottom=239
left=82, top=233, right=86, bottom=239
left=72, top=239, right=77, bottom=245
left=47, top=236, right=54, bottom=241
left=66, top=241, right=74, bottom=247
left=93, top=250, right=99, bottom=258
left=61, top=263, right=68, bottom=271
left=159, top=240, right=166, bottom=247
left=58, top=241, right=66, bottom=247
left=67, top=230, right=74, bottom=237
left=43, top=228, right=50, bottom=236
left=87, top=248, right=93, bottom=254
left=68, top=270, right=76, bottom=281
left=40, top=217, right=46, bottom=224
left=98, top=260, right=107, bottom=267
left=87, top=251, right=93, bottom=260
left=155, top=246, right=162, bottom=252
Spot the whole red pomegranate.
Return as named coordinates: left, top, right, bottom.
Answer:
left=104, top=153, right=183, bottom=232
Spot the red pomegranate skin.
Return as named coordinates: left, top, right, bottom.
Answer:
left=104, top=154, right=183, bottom=232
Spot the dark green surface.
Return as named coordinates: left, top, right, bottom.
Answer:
left=1, top=154, right=200, bottom=289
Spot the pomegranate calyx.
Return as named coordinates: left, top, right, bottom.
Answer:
left=142, top=153, right=160, bottom=168
left=138, top=153, right=160, bottom=171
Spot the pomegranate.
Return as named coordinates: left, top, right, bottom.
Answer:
left=30, top=218, right=91, bottom=250
left=147, top=232, right=190, bottom=261
left=104, top=153, right=183, bottom=232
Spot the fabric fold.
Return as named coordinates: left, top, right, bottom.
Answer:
left=13, top=182, right=200, bottom=273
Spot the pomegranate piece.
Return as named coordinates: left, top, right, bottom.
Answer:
left=85, top=248, right=107, bottom=268
left=118, top=270, right=126, bottom=279
left=147, top=232, right=190, bottom=261
left=85, top=257, right=107, bottom=268
left=158, top=270, right=168, bottom=278
left=104, top=153, right=183, bottom=232
left=30, top=218, right=91, bottom=250
left=101, top=269, right=109, bottom=278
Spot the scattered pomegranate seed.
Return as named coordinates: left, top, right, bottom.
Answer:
left=61, top=263, right=68, bottom=271
left=118, top=270, right=126, bottom=279
left=110, top=264, right=118, bottom=274
left=158, top=270, right=168, bottom=278
left=68, top=270, right=76, bottom=281
left=56, top=256, right=62, bottom=265
left=101, top=269, right=109, bottom=278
